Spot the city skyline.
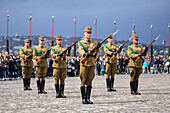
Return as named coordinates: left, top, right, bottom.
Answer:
left=0, top=0, right=170, bottom=46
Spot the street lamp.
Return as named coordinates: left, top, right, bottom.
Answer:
left=162, top=40, right=166, bottom=58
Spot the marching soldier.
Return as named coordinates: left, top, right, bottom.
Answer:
left=19, top=39, right=33, bottom=90
left=104, top=34, right=118, bottom=92
left=33, top=36, right=50, bottom=94
left=51, top=35, right=71, bottom=98
left=127, top=35, right=147, bottom=95
left=78, top=26, right=99, bottom=104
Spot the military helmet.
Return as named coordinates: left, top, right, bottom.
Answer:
left=39, top=36, right=45, bottom=41
left=56, top=35, right=62, bottom=40
left=84, top=26, right=92, bottom=33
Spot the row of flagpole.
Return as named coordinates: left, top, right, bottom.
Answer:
left=4, top=10, right=170, bottom=57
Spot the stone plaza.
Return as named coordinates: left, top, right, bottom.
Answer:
left=0, top=74, right=170, bottom=112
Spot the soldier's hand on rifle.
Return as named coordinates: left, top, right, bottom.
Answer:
left=93, top=53, right=97, bottom=57
left=57, top=53, right=63, bottom=57
left=67, top=47, right=71, bottom=53
left=96, top=43, right=101, bottom=49
left=112, top=52, right=117, bottom=56
left=68, top=46, right=71, bottom=51
left=138, top=53, right=142, bottom=57
left=119, top=46, right=123, bottom=50
left=40, top=56, right=44, bottom=59
left=27, top=55, right=32, bottom=59
left=47, top=50, right=50, bottom=55
left=145, top=46, right=148, bottom=51
left=83, top=52, right=90, bottom=57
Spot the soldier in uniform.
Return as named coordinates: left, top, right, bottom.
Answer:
left=104, top=34, right=118, bottom=92
left=51, top=35, right=71, bottom=98
left=127, top=35, right=147, bottom=95
left=33, top=36, right=50, bottom=94
left=19, top=39, right=33, bottom=90
left=78, top=26, right=100, bottom=104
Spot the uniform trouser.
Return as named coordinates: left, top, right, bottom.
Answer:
left=36, top=66, right=47, bottom=80
left=105, top=63, right=117, bottom=79
left=80, top=66, right=95, bottom=87
left=22, top=67, right=32, bottom=78
left=53, top=68, right=67, bottom=85
left=129, top=67, right=142, bottom=82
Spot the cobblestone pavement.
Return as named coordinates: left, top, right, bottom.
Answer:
left=0, top=74, right=170, bottom=113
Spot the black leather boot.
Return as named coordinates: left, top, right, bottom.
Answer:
left=60, top=84, right=66, bottom=98
left=130, top=81, right=136, bottom=95
left=86, top=86, right=93, bottom=104
left=23, top=78, right=27, bottom=90
left=26, top=78, right=32, bottom=90
left=37, top=80, right=41, bottom=94
left=135, top=81, right=141, bottom=95
left=41, top=80, right=47, bottom=94
left=106, top=79, right=111, bottom=92
left=81, top=86, right=87, bottom=104
left=110, top=78, right=116, bottom=91
left=55, top=84, right=60, bottom=98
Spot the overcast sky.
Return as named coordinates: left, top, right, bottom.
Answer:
left=0, top=0, right=170, bottom=45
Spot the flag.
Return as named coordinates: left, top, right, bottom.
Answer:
left=74, top=16, right=76, bottom=24
left=168, top=24, right=170, bottom=30
left=114, top=19, right=116, bottom=26
left=30, top=12, right=32, bottom=21
left=150, top=24, right=153, bottom=30
left=7, top=10, right=9, bottom=21
left=94, top=17, right=97, bottom=25
left=52, top=15, right=54, bottom=22
left=133, top=21, right=135, bottom=29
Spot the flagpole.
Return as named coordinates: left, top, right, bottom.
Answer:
left=73, top=16, right=76, bottom=57
left=6, top=10, right=9, bottom=54
left=114, top=19, right=116, bottom=44
left=150, top=23, right=153, bottom=64
left=51, top=15, right=54, bottom=46
left=168, top=23, right=170, bottom=56
left=29, top=12, right=32, bottom=47
left=95, top=17, right=97, bottom=41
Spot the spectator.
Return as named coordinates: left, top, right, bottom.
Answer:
left=75, top=56, right=80, bottom=76
left=96, top=58, right=101, bottom=76
left=124, top=56, right=130, bottom=74
left=144, top=60, right=149, bottom=73
left=152, top=56, right=158, bottom=74
left=9, top=55, right=17, bottom=80
left=146, top=56, right=151, bottom=73
left=14, top=54, right=22, bottom=78
left=0, top=52, right=6, bottom=80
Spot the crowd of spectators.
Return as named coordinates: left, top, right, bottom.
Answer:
left=0, top=51, right=170, bottom=81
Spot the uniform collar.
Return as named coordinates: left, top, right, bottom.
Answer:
left=39, top=45, right=44, bottom=48
left=108, top=43, right=113, bottom=45
left=57, top=45, right=61, bottom=47
left=133, top=44, right=138, bottom=47
left=85, top=38, right=91, bottom=43
left=25, top=46, right=29, bottom=48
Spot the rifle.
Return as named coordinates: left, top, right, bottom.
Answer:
left=136, top=35, right=160, bottom=63
left=81, top=30, right=119, bottom=64
left=37, top=44, right=57, bottom=65
left=24, top=41, right=50, bottom=63
left=24, top=53, right=33, bottom=63
left=111, top=36, right=133, bottom=60
left=55, top=40, right=80, bottom=63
